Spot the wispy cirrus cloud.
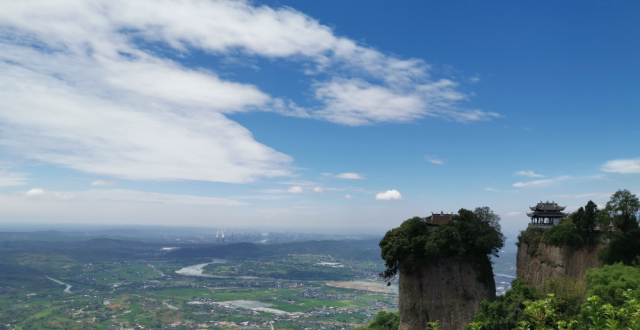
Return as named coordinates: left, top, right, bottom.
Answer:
left=545, top=192, right=613, bottom=199
left=322, top=173, right=366, bottom=180
left=512, top=176, right=570, bottom=188
left=505, top=211, right=521, bottom=217
left=20, top=188, right=246, bottom=206
left=485, top=187, right=519, bottom=193
left=334, top=173, right=366, bottom=180
left=515, top=170, right=544, bottom=178
left=601, top=158, right=640, bottom=174
left=425, top=155, right=445, bottom=165
left=0, top=169, right=28, bottom=187
left=91, top=180, right=115, bottom=186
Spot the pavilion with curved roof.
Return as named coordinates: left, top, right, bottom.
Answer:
left=527, top=201, right=566, bottom=226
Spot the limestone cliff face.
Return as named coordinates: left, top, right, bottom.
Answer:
left=516, top=240, right=606, bottom=288
left=398, top=257, right=495, bottom=330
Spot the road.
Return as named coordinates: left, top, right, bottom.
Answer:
left=46, top=276, right=72, bottom=293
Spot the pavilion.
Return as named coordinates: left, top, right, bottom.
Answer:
left=527, top=201, right=566, bottom=226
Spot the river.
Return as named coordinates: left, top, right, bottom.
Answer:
left=174, top=259, right=262, bottom=279
left=176, top=261, right=399, bottom=294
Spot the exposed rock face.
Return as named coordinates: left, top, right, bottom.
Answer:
left=517, top=240, right=606, bottom=288
left=398, top=257, right=495, bottom=330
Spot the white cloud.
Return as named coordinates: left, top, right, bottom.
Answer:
left=334, top=173, right=366, bottom=180
left=515, top=170, right=544, bottom=178
left=277, top=180, right=318, bottom=186
left=0, top=0, right=497, bottom=188
left=313, top=186, right=324, bottom=193
left=287, top=186, right=303, bottom=194
left=601, top=158, right=640, bottom=174
left=25, top=188, right=45, bottom=197
left=21, top=188, right=245, bottom=206
left=513, top=176, right=570, bottom=188
left=425, top=155, right=445, bottom=165
left=0, top=56, right=292, bottom=183
left=89, top=189, right=247, bottom=206
left=344, top=194, right=354, bottom=199
left=375, top=189, right=402, bottom=201
left=313, top=79, right=429, bottom=126
left=312, top=78, right=500, bottom=126
left=256, top=188, right=288, bottom=194
left=546, top=192, right=612, bottom=199
left=0, top=169, right=27, bottom=186
left=505, top=211, right=521, bottom=217
left=485, top=187, right=519, bottom=193
left=91, top=180, right=115, bottom=186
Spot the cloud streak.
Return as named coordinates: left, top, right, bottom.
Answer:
left=515, top=170, right=544, bottom=178
left=601, top=158, right=640, bottom=174
left=512, top=176, right=570, bottom=188
left=20, top=188, right=246, bottom=206
left=425, top=155, right=445, bottom=165
left=91, top=180, right=115, bottom=186
left=546, top=192, right=613, bottom=199
left=333, top=173, right=366, bottom=180
left=0, top=169, right=28, bottom=187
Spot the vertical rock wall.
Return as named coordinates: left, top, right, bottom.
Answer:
left=398, top=257, right=496, bottom=330
left=516, top=240, right=605, bottom=288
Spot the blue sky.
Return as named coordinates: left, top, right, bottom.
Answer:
left=0, top=0, right=638, bottom=234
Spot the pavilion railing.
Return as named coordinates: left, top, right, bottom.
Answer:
left=528, top=223, right=556, bottom=227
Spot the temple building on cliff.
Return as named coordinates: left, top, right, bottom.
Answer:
left=527, top=201, right=566, bottom=226
left=425, top=211, right=454, bottom=230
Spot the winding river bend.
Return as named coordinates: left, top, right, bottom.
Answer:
left=175, top=260, right=399, bottom=294
left=175, top=259, right=262, bottom=279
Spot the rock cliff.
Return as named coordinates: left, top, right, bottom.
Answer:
left=516, top=238, right=606, bottom=289
left=398, top=257, right=495, bottom=330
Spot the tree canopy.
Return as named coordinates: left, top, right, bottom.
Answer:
left=379, top=207, right=504, bottom=283
left=598, top=189, right=640, bottom=265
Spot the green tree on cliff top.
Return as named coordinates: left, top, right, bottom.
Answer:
left=598, top=189, right=640, bottom=265
left=379, top=207, right=504, bottom=283
left=568, top=200, right=598, bottom=246
left=598, top=189, right=640, bottom=231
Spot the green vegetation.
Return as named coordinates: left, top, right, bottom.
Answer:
left=379, top=207, right=504, bottom=284
left=598, top=189, right=640, bottom=265
left=468, top=279, right=538, bottom=330
left=516, top=227, right=544, bottom=256
left=202, top=258, right=356, bottom=280
left=468, top=263, right=640, bottom=330
left=584, top=262, right=640, bottom=306
left=535, top=200, right=600, bottom=249
left=518, top=190, right=640, bottom=265
left=357, top=311, right=399, bottom=330
left=0, top=237, right=398, bottom=330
